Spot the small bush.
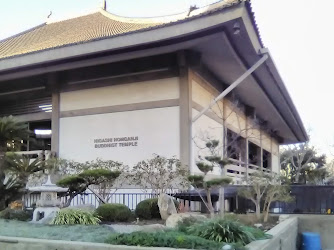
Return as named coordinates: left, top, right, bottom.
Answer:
left=51, top=209, right=100, bottom=225
left=135, top=197, right=179, bottom=220
left=135, top=198, right=160, bottom=220
left=105, top=231, right=226, bottom=249
left=96, top=204, right=132, bottom=222
left=177, top=216, right=204, bottom=233
left=186, top=219, right=269, bottom=245
left=0, top=208, right=31, bottom=221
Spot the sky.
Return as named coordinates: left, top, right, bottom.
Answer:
left=0, top=0, right=333, bottom=156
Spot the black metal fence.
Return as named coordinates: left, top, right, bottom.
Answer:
left=23, top=192, right=202, bottom=212
left=24, top=185, right=334, bottom=215
left=235, top=185, right=334, bottom=215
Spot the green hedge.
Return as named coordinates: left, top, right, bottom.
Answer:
left=0, top=208, right=31, bottom=221
left=135, top=198, right=160, bottom=220
left=96, top=204, right=132, bottom=222
left=135, top=197, right=179, bottom=220
left=105, top=231, right=225, bottom=249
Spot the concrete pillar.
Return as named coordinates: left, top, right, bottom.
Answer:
left=178, top=51, right=192, bottom=172
left=260, top=130, right=263, bottom=171
left=48, top=74, right=60, bottom=156
left=51, top=92, right=60, bottom=156
left=245, top=116, right=249, bottom=179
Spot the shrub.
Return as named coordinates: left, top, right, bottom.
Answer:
left=96, top=204, right=132, bottom=222
left=51, top=209, right=100, bottom=225
left=186, top=219, right=269, bottom=246
left=177, top=216, right=204, bottom=233
left=135, top=197, right=179, bottom=220
left=105, top=231, right=226, bottom=249
left=135, top=198, right=160, bottom=220
left=0, top=208, right=31, bottom=221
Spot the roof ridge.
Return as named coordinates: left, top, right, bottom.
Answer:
left=98, top=0, right=245, bottom=24
left=99, top=8, right=186, bottom=24
left=0, top=23, right=46, bottom=43
left=46, top=8, right=100, bottom=24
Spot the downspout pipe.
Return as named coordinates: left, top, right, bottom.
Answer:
left=192, top=51, right=269, bottom=123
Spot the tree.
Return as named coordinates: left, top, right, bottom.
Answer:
left=203, top=139, right=232, bottom=217
left=238, top=171, right=270, bottom=220
left=128, top=154, right=189, bottom=194
left=262, top=178, right=293, bottom=222
left=57, top=169, right=121, bottom=207
left=47, top=158, right=127, bottom=202
left=193, top=97, right=267, bottom=217
left=280, top=142, right=326, bottom=184
left=188, top=145, right=232, bottom=218
left=238, top=171, right=293, bottom=222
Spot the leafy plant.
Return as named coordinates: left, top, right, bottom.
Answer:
left=51, top=209, right=101, bottom=225
left=95, top=204, right=132, bottom=222
left=127, top=155, right=189, bottom=194
left=238, top=171, right=293, bottom=222
left=0, top=208, right=32, bottom=221
left=238, top=171, right=271, bottom=220
left=0, top=116, right=33, bottom=210
left=185, top=218, right=269, bottom=246
left=135, top=197, right=179, bottom=220
left=281, top=141, right=326, bottom=184
left=105, top=231, right=227, bottom=250
left=177, top=216, right=203, bottom=233
left=135, top=198, right=160, bottom=220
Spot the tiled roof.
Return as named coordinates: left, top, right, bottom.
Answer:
left=0, top=11, right=161, bottom=60
left=0, top=0, right=249, bottom=60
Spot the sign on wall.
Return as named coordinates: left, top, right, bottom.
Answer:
left=94, top=136, right=139, bottom=148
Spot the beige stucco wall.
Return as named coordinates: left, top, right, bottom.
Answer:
left=59, top=107, right=180, bottom=166
left=58, top=78, right=181, bottom=166
left=191, top=72, right=224, bottom=176
left=191, top=70, right=281, bottom=175
left=224, top=99, right=247, bottom=137
left=60, top=77, right=179, bottom=111
left=191, top=108, right=223, bottom=175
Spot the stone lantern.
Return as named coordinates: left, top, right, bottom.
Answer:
left=28, top=175, right=68, bottom=222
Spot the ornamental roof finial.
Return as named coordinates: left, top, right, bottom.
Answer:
left=102, top=0, right=107, bottom=10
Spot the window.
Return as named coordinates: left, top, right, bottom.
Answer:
left=263, top=149, right=272, bottom=169
left=248, top=141, right=261, bottom=166
left=226, top=129, right=246, bottom=163
left=27, top=121, right=52, bottom=151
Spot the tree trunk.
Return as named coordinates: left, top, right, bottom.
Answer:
left=255, top=201, right=261, bottom=220
left=295, top=171, right=301, bottom=183
left=263, top=202, right=270, bottom=223
left=206, top=190, right=215, bottom=218
left=0, top=144, right=7, bottom=209
left=0, top=198, right=6, bottom=210
left=0, top=144, right=6, bottom=180
left=87, top=186, right=107, bottom=204
left=219, top=187, right=225, bottom=218
left=63, top=195, right=75, bottom=208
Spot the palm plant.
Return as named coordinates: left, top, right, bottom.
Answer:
left=5, top=153, right=44, bottom=183
left=0, top=116, right=31, bottom=209
left=0, top=116, right=30, bottom=172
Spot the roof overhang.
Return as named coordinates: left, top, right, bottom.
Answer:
left=0, top=2, right=307, bottom=144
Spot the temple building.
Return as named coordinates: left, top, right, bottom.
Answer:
left=0, top=0, right=307, bottom=183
